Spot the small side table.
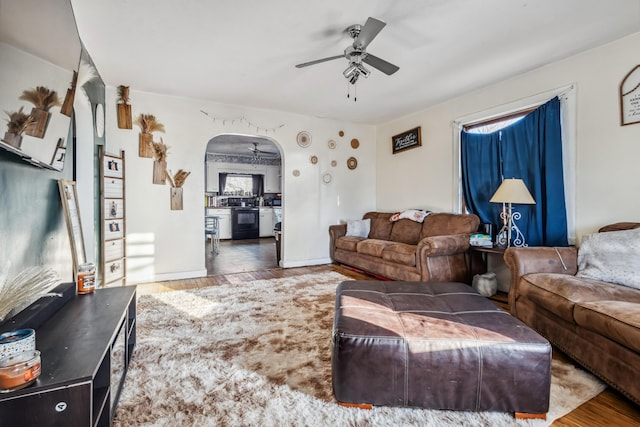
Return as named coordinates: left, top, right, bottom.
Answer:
left=469, top=245, right=508, bottom=307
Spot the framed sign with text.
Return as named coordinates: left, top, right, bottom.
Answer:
left=392, top=126, right=421, bottom=154
left=620, top=64, right=640, bottom=126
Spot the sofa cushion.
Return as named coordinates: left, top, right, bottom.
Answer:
left=346, top=218, right=371, bottom=238
left=381, top=243, right=417, bottom=267
left=335, top=236, right=364, bottom=252
left=421, top=213, right=480, bottom=239
left=363, top=212, right=394, bottom=241
left=574, top=301, right=640, bottom=354
left=518, top=273, right=640, bottom=323
left=357, top=239, right=395, bottom=258
left=389, top=219, right=423, bottom=244
left=576, top=227, right=640, bottom=290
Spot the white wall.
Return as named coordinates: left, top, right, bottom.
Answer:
left=103, top=89, right=376, bottom=283
left=376, top=32, right=640, bottom=244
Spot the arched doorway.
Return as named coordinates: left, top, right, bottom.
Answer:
left=204, top=134, right=282, bottom=275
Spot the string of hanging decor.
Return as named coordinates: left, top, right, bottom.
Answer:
left=200, top=110, right=285, bottom=134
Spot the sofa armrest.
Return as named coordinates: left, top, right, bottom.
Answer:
left=417, top=234, right=471, bottom=257
left=329, top=224, right=347, bottom=260
left=504, top=246, right=578, bottom=316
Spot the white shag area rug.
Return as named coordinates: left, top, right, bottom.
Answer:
left=113, top=271, right=605, bottom=427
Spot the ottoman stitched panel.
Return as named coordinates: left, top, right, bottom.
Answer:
left=332, top=281, right=551, bottom=414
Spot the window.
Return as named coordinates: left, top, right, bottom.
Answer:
left=223, top=174, right=253, bottom=195
left=453, top=85, right=576, bottom=244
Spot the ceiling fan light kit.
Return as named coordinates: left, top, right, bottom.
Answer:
left=295, top=17, right=399, bottom=99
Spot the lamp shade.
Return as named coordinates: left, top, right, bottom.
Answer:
left=490, top=178, right=536, bottom=204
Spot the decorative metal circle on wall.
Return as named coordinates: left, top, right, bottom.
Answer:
left=322, top=172, right=332, bottom=184
left=328, top=139, right=336, bottom=149
left=338, top=130, right=344, bottom=137
left=297, top=131, right=311, bottom=148
left=310, top=155, right=318, bottom=164
left=331, top=160, right=337, bottom=167
left=292, top=169, right=300, bottom=177
left=347, top=157, right=358, bottom=170
left=350, top=138, right=360, bottom=149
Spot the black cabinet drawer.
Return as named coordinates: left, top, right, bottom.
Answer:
left=0, top=382, right=91, bottom=427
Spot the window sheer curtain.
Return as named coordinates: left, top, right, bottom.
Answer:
left=461, top=97, right=568, bottom=246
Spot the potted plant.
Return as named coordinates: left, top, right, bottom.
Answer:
left=166, top=168, right=191, bottom=210
left=116, top=85, right=132, bottom=129
left=151, top=139, right=169, bottom=184
left=134, top=113, right=165, bottom=157
left=19, top=86, right=61, bottom=138
left=3, top=107, right=35, bottom=149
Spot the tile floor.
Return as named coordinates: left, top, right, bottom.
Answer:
left=205, top=237, right=279, bottom=275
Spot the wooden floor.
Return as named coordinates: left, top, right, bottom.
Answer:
left=134, top=241, right=640, bottom=426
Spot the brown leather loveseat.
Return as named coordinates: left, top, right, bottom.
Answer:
left=504, top=222, right=640, bottom=405
left=329, top=211, right=479, bottom=282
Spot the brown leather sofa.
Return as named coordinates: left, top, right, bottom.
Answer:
left=504, top=222, right=640, bottom=405
left=329, top=211, right=479, bottom=282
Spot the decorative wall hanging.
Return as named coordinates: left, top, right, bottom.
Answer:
left=392, top=126, right=422, bottom=154
left=60, top=70, right=78, bottom=117
left=338, top=130, right=344, bottom=137
left=200, top=110, right=284, bottom=134
left=292, top=169, right=300, bottom=177
left=310, top=155, right=318, bottom=164
left=19, top=86, right=61, bottom=138
left=328, top=139, right=336, bottom=149
left=151, top=139, right=169, bottom=184
left=50, top=138, right=66, bottom=170
left=135, top=114, right=165, bottom=158
left=297, top=131, right=311, bottom=148
left=350, top=138, right=359, bottom=149
left=347, top=156, right=358, bottom=170
left=117, top=85, right=133, bottom=129
left=620, top=64, right=640, bottom=126
left=322, top=172, right=332, bottom=184
left=2, top=107, right=34, bottom=149
left=166, top=169, right=191, bottom=210
left=331, top=160, right=337, bottom=167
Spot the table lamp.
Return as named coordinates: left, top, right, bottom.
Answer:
left=490, top=178, right=536, bottom=247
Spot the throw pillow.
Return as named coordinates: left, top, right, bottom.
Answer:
left=390, top=209, right=431, bottom=223
left=576, top=227, right=640, bottom=289
left=345, top=218, right=371, bottom=238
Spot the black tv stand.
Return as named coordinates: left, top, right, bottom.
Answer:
left=0, top=286, right=136, bottom=426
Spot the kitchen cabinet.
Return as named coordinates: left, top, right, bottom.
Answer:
left=0, top=287, right=137, bottom=427
left=206, top=208, right=231, bottom=239
left=259, top=207, right=274, bottom=237
left=206, top=161, right=219, bottom=193
left=265, top=165, right=281, bottom=193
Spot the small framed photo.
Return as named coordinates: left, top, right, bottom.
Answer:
left=392, top=126, right=421, bottom=154
left=50, top=146, right=66, bottom=170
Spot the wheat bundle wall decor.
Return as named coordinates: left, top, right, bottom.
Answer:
left=166, top=169, right=191, bottom=210
left=117, top=85, right=132, bottom=129
left=134, top=113, right=165, bottom=158
left=152, top=138, right=169, bottom=185
left=19, top=86, right=62, bottom=138
left=3, top=107, right=36, bottom=149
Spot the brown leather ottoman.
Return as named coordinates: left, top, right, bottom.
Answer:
left=332, top=281, right=551, bottom=418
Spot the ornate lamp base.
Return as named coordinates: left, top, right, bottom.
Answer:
left=496, top=203, right=528, bottom=248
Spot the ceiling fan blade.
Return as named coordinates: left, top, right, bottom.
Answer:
left=295, top=54, right=344, bottom=68
left=363, top=54, right=399, bottom=75
left=353, top=17, right=386, bottom=50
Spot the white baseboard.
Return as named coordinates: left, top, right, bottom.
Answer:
left=132, top=269, right=208, bottom=284
left=281, top=258, right=332, bottom=268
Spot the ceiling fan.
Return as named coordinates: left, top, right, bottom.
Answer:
left=248, top=142, right=278, bottom=158
left=295, top=17, right=399, bottom=85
